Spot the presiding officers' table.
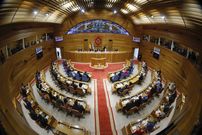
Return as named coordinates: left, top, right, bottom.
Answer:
left=63, top=51, right=133, bottom=63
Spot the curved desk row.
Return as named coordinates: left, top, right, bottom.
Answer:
left=63, top=51, right=133, bottom=63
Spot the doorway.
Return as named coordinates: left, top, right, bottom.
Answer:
left=56, top=47, right=62, bottom=59
left=133, top=48, right=139, bottom=60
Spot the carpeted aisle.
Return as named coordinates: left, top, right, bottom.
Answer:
left=73, top=63, right=123, bottom=135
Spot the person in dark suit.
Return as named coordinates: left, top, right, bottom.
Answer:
left=123, top=99, right=136, bottom=112
left=72, top=100, right=85, bottom=113
left=82, top=72, right=90, bottom=82
left=29, top=110, right=38, bottom=120
left=38, top=114, right=48, bottom=128
left=24, top=98, right=33, bottom=111
left=20, top=83, right=28, bottom=97
left=111, top=74, right=119, bottom=82
left=168, top=90, right=177, bottom=104
left=72, top=82, right=78, bottom=89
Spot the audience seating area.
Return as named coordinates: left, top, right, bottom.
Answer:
left=109, top=60, right=134, bottom=83
left=116, top=70, right=165, bottom=115
left=62, top=59, right=91, bottom=82
left=20, top=83, right=90, bottom=135
left=111, top=61, right=148, bottom=96
left=122, top=82, right=178, bottom=135
left=17, top=59, right=180, bottom=135
left=35, top=70, right=90, bottom=118
left=50, top=61, right=91, bottom=96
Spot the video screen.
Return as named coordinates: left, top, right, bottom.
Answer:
left=133, top=37, right=141, bottom=43
left=55, top=36, right=63, bottom=42
left=35, top=46, right=43, bottom=59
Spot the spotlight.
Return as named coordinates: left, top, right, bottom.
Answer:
left=81, top=9, right=85, bottom=13
left=33, top=10, right=38, bottom=15
left=113, top=10, right=117, bottom=14
left=161, top=16, right=165, bottom=19
left=151, top=15, right=154, bottom=18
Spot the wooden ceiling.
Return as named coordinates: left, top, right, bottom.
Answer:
left=0, top=0, right=202, bottom=31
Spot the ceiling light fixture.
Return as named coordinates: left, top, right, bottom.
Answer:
left=121, top=9, right=129, bottom=14
left=126, top=3, right=138, bottom=12
left=113, top=10, right=117, bottom=14
left=33, top=10, right=38, bottom=15
left=45, top=13, right=49, bottom=16
left=161, top=16, right=165, bottom=19
left=81, top=9, right=85, bottom=13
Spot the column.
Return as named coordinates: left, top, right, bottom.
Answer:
left=186, top=48, right=190, bottom=59
left=45, top=33, right=48, bottom=41
left=171, top=40, right=174, bottom=51
left=148, top=35, right=150, bottom=42
left=36, top=35, right=38, bottom=43
left=5, top=45, right=8, bottom=58
left=22, top=38, right=25, bottom=49
left=158, top=37, right=161, bottom=45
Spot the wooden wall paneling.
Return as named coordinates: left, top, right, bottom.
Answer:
left=0, top=40, right=56, bottom=135
left=63, top=51, right=133, bottom=63
left=139, top=41, right=202, bottom=135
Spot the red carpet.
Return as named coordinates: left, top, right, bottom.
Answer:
left=74, top=63, right=123, bottom=135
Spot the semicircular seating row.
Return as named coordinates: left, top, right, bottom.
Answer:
left=108, top=61, right=179, bottom=135
left=18, top=60, right=93, bottom=135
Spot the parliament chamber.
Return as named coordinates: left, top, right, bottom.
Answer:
left=0, top=0, right=202, bottom=135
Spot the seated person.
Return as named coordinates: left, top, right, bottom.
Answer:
left=155, top=80, right=163, bottom=93
left=119, top=71, right=125, bottom=80
left=142, top=94, right=149, bottom=102
left=29, top=109, right=38, bottom=120
left=168, top=82, right=176, bottom=91
left=162, top=103, right=171, bottom=113
left=38, top=113, right=48, bottom=128
left=74, top=71, right=82, bottom=81
left=132, top=127, right=145, bottom=135
left=123, top=70, right=129, bottom=78
left=138, top=73, right=144, bottom=83
left=145, top=117, right=157, bottom=132
left=117, top=85, right=128, bottom=95
left=71, top=82, right=78, bottom=89
left=20, top=83, right=28, bottom=97
left=142, top=61, right=148, bottom=72
left=168, top=90, right=177, bottom=104
left=111, top=74, right=119, bottom=82
left=134, top=96, right=143, bottom=107
left=154, top=109, right=166, bottom=119
left=72, top=100, right=85, bottom=113
left=122, top=100, right=135, bottom=112
left=82, top=72, right=90, bottom=82
left=156, top=69, right=161, bottom=79
left=23, top=98, right=33, bottom=111
left=56, top=96, right=64, bottom=107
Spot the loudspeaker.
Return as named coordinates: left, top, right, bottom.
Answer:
left=83, top=39, right=88, bottom=51
left=108, top=39, right=113, bottom=51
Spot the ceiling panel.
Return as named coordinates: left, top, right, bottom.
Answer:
left=0, top=0, right=201, bottom=32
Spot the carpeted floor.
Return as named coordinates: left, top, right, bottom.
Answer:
left=73, top=62, right=124, bottom=135
left=21, top=62, right=176, bottom=135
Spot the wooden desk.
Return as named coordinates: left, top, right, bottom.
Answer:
left=63, top=51, right=133, bottom=63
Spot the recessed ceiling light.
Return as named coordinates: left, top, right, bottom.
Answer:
left=72, top=6, right=80, bottom=12
left=45, top=13, right=49, bottom=16
left=161, top=16, right=165, bottom=19
left=62, top=2, right=73, bottom=9
left=121, top=9, right=129, bottom=14
left=113, top=10, right=117, bottom=14
left=33, top=10, right=38, bottom=15
left=126, top=3, right=139, bottom=12
left=81, top=9, right=85, bottom=13
left=151, top=15, right=154, bottom=18
left=105, top=3, right=112, bottom=8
